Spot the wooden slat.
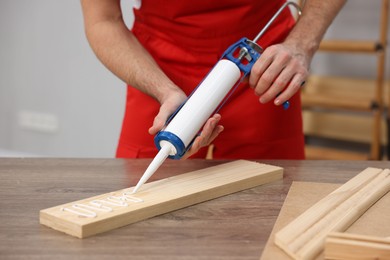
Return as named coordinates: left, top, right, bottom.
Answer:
left=301, top=75, right=377, bottom=111
left=303, top=111, right=388, bottom=145
left=325, top=232, right=390, bottom=260
left=305, top=145, right=369, bottom=160
left=380, top=0, right=389, bottom=46
left=40, top=160, right=282, bottom=238
left=319, top=40, right=382, bottom=53
left=274, top=167, right=390, bottom=260
left=301, top=76, right=388, bottom=160
left=301, top=93, right=372, bottom=111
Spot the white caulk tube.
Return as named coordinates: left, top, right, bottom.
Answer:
left=132, top=59, right=241, bottom=193
left=159, top=59, right=241, bottom=156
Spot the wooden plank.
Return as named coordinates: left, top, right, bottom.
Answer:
left=301, top=93, right=372, bottom=111
left=301, top=75, right=388, bottom=160
left=301, top=76, right=384, bottom=106
left=303, top=111, right=388, bottom=145
left=302, top=76, right=390, bottom=107
left=260, top=181, right=390, bottom=260
left=325, top=232, right=390, bottom=260
left=40, top=160, right=282, bottom=238
left=301, top=75, right=375, bottom=111
left=319, top=40, right=382, bottom=53
left=274, top=167, right=390, bottom=260
left=304, top=145, right=369, bottom=161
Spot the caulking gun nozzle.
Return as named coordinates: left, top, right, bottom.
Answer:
left=131, top=144, right=172, bottom=194
left=131, top=183, right=142, bottom=194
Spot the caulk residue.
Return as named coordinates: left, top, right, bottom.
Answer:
left=61, top=142, right=173, bottom=218
left=61, top=190, right=143, bottom=218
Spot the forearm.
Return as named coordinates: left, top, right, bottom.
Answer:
left=284, top=0, right=347, bottom=58
left=80, top=0, right=184, bottom=104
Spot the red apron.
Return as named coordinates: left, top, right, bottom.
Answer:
left=117, top=0, right=305, bottom=159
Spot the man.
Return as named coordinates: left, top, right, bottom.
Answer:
left=80, top=0, right=346, bottom=159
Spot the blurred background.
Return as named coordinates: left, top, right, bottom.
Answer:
left=0, top=0, right=389, bottom=159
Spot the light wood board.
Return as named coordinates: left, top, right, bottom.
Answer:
left=324, top=232, right=390, bottom=260
left=274, top=168, right=390, bottom=259
left=40, top=160, right=282, bottom=238
left=260, top=181, right=390, bottom=260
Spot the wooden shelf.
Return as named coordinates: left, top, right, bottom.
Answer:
left=305, top=145, right=369, bottom=160
left=301, top=75, right=377, bottom=112
left=299, top=0, right=388, bottom=160
left=301, top=94, right=372, bottom=111
left=325, top=232, right=390, bottom=259
left=319, top=40, right=382, bottom=53
left=303, top=110, right=387, bottom=145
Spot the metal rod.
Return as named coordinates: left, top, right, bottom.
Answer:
left=253, top=1, right=302, bottom=43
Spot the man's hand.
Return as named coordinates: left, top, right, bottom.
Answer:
left=249, top=43, right=309, bottom=106
left=148, top=91, right=224, bottom=159
left=248, top=0, right=347, bottom=106
left=148, top=91, right=188, bottom=136
left=182, top=114, right=223, bottom=159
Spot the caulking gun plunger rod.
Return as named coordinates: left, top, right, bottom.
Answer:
left=254, top=2, right=301, bottom=43
left=132, top=2, right=302, bottom=194
left=239, top=1, right=302, bottom=60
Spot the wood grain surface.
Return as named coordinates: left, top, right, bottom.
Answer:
left=325, top=232, right=390, bottom=259
left=1, top=158, right=389, bottom=260
left=260, top=181, right=390, bottom=260
left=40, top=161, right=282, bottom=238
left=275, top=167, right=390, bottom=259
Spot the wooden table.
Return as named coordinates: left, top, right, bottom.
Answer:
left=1, top=158, right=389, bottom=260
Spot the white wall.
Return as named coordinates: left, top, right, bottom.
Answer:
left=0, top=0, right=134, bottom=157
left=311, top=0, right=389, bottom=79
left=0, top=0, right=388, bottom=157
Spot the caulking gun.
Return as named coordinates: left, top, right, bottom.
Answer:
left=132, top=1, right=302, bottom=194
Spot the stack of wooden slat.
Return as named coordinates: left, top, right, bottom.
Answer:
left=274, top=167, right=390, bottom=259
left=301, top=0, right=389, bottom=160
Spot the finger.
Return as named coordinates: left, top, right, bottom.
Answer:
left=249, top=50, right=274, bottom=88
left=188, top=136, right=204, bottom=154
left=189, top=115, right=219, bottom=150
left=254, top=51, right=291, bottom=99
left=274, top=73, right=306, bottom=105
left=201, top=114, right=221, bottom=140
left=259, top=65, right=295, bottom=104
left=198, top=121, right=223, bottom=148
left=148, top=102, right=181, bottom=135
left=148, top=112, right=167, bottom=135
left=182, top=125, right=223, bottom=160
left=207, top=125, right=224, bottom=144
left=181, top=114, right=222, bottom=159
left=181, top=132, right=207, bottom=160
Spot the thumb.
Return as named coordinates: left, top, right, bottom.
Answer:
left=148, top=106, right=174, bottom=135
left=148, top=113, right=166, bottom=135
left=148, top=91, right=188, bottom=135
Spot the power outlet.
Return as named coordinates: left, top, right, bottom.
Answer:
left=18, top=110, right=59, bottom=133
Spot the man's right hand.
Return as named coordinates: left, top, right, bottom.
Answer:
left=148, top=91, right=224, bottom=159
left=148, top=91, right=187, bottom=136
